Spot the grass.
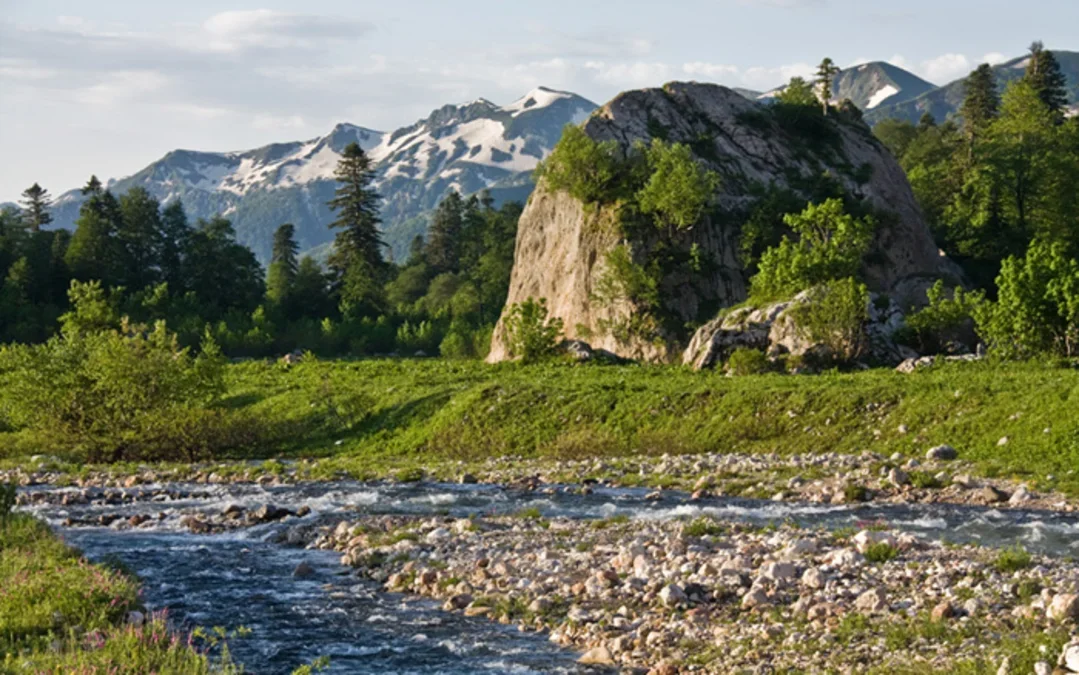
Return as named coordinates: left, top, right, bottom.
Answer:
left=2, top=357, right=1078, bottom=496
left=864, top=542, right=900, bottom=563
left=0, top=513, right=230, bottom=674
left=993, top=545, right=1033, bottom=573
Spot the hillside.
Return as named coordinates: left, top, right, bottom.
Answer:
left=867, top=50, right=1079, bottom=125
left=47, top=87, right=597, bottom=262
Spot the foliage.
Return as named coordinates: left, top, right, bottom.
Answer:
left=750, top=199, right=874, bottom=301
left=815, top=57, right=841, bottom=115
left=502, top=298, right=564, bottom=363
left=535, top=125, right=630, bottom=204
left=992, top=545, right=1032, bottom=573
left=0, top=282, right=230, bottom=462
left=776, top=77, right=819, bottom=108
left=726, top=347, right=773, bottom=376
left=903, top=281, right=986, bottom=353
left=636, top=139, right=720, bottom=232
left=790, top=278, right=870, bottom=364
left=863, top=542, right=899, bottom=563
left=974, top=238, right=1079, bottom=358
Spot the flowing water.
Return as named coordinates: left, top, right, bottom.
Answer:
left=19, top=481, right=1079, bottom=674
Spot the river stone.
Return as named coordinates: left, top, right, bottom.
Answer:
left=931, top=601, right=955, bottom=622
left=926, top=445, right=959, bottom=461
left=1047, top=593, right=1079, bottom=622
left=855, top=588, right=888, bottom=613
left=1009, top=485, right=1032, bottom=505
left=801, top=567, right=825, bottom=590
left=760, top=561, right=797, bottom=583
left=741, top=586, right=770, bottom=609
left=1061, top=642, right=1079, bottom=671
left=976, top=486, right=1010, bottom=504
left=578, top=646, right=615, bottom=665
left=659, top=584, right=687, bottom=607
left=1034, top=661, right=1051, bottom=675
left=888, top=468, right=910, bottom=487
left=293, top=562, right=315, bottom=578
left=251, top=504, right=291, bottom=522
left=443, top=593, right=472, bottom=610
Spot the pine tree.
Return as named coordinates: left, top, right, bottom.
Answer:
left=425, top=190, right=464, bottom=274
left=65, top=177, right=124, bottom=285
left=117, top=187, right=164, bottom=289
left=266, top=223, right=299, bottom=309
left=159, top=201, right=191, bottom=292
left=961, top=64, right=1000, bottom=156
left=815, top=58, right=840, bottom=116
left=292, top=256, right=330, bottom=319
left=19, top=183, right=53, bottom=233
left=327, top=142, right=385, bottom=317
left=1025, top=42, right=1069, bottom=116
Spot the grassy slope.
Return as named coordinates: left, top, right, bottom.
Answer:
left=217, top=358, right=1079, bottom=495
left=0, top=514, right=222, bottom=674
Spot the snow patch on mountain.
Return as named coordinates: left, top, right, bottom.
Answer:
left=867, top=85, right=900, bottom=109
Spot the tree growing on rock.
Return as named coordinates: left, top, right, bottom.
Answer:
left=749, top=199, right=875, bottom=301
left=503, top=297, right=564, bottom=363
left=815, top=58, right=840, bottom=116
left=636, top=140, right=720, bottom=234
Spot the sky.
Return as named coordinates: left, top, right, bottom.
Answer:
left=1, top=0, right=1076, bottom=202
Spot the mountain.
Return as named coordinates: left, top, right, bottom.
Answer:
left=756, top=61, right=934, bottom=111
left=866, top=50, right=1079, bottom=125
left=48, top=87, right=597, bottom=262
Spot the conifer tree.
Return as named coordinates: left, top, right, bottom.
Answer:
left=815, top=58, right=840, bottom=116
left=266, top=223, right=299, bottom=308
left=425, top=190, right=464, bottom=274
left=961, top=64, right=1000, bottom=156
left=19, top=183, right=52, bottom=233
left=1025, top=42, right=1069, bottom=116
left=159, top=200, right=191, bottom=292
left=65, top=176, right=123, bottom=285
left=117, top=187, right=163, bottom=289
left=327, top=142, right=385, bottom=316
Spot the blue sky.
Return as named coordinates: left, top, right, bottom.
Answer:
left=1, top=0, right=1076, bottom=201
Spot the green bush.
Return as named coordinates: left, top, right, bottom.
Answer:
left=864, top=542, right=899, bottom=563
left=726, top=347, right=773, bottom=376
left=535, top=125, right=629, bottom=204
left=750, top=199, right=874, bottom=301
left=903, top=280, right=986, bottom=353
left=637, top=139, right=720, bottom=232
left=993, top=545, right=1033, bottom=573
left=503, top=297, right=564, bottom=363
left=975, top=239, right=1079, bottom=358
left=789, top=277, right=870, bottom=363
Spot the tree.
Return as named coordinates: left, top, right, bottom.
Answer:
left=183, top=216, right=264, bottom=319
left=425, top=191, right=464, bottom=273
left=327, top=142, right=385, bottom=318
left=776, top=76, right=818, bottom=108
left=291, top=256, right=331, bottom=319
left=503, top=297, right=564, bottom=363
left=535, top=125, right=628, bottom=204
left=159, top=201, right=191, bottom=291
left=815, top=58, right=840, bottom=116
left=750, top=199, right=875, bottom=300
left=19, top=183, right=52, bottom=233
left=117, top=187, right=164, bottom=289
left=65, top=177, right=124, bottom=285
left=327, top=142, right=384, bottom=276
left=1025, top=41, right=1069, bottom=116
left=636, top=140, right=720, bottom=233
left=960, top=64, right=1000, bottom=156
left=266, top=223, right=299, bottom=309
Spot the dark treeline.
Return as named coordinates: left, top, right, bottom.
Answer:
left=0, top=143, right=520, bottom=358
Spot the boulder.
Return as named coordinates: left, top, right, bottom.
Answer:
left=578, top=646, right=615, bottom=665
left=1047, top=594, right=1079, bottom=622
left=926, top=445, right=959, bottom=461
left=488, top=82, right=955, bottom=363
left=855, top=588, right=889, bottom=613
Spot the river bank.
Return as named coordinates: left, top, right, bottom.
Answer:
left=15, top=478, right=1079, bottom=674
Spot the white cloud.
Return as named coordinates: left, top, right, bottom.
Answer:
left=983, top=52, right=1008, bottom=66
left=201, top=9, right=372, bottom=51
left=919, top=53, right=971, bottom=84
left=252, top=113, right=307, bottom=131
left=682, top=62, right=739, bottom=79
left=583, top=61, right=672, bottom=88
left=73, top=70, right=169, bottom=106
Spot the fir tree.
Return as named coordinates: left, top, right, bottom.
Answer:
left=65, top=177, right=123, bottom=285
left=961, top=64, right=1000, bottom=156
left=266, top=223, right=299, bottom=309
left=425, top=190, right=464, bottom=274
left=19, top=183, right=53, bottom=233
left=815, top=58, right=840, bottom=116
left=291, top=256, right=330, bottom=319
left=159, top=201, right=191, bottom=292
left=327, top=142, right=385, bottom=316
left=117, top=187, right=164, bottom=289
left=1025, top=42, right=1069, bottom=116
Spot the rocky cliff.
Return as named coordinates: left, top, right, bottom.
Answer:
left=488, top=82, right=954, bottom=363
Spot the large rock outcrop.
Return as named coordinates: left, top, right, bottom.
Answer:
left=488, top=82, right=955, bottom=363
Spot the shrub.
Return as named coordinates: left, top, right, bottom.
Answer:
left=864, top=542, right=899, bottom=563
left=994, top=545, right=1033, bottom=573
left=534, top=125, right=628, bottom=204
left=975, top=239, right=1079, bottom=358
left=683, top=517, right=726, bottom=538
left=636, top=139, right=720, bottom=232
left=726, top=347, right=773, bottom=376
left=750, top=199, right=874, bottom=301
left=844, top=483, right=870, bottom=502
left=904, top=280, right=986, bottom=353
left=0, top=482, right=15, bottom=528
left=789, top=277, right=871, bottom=363
left=503, top=297, right=564, bottom=363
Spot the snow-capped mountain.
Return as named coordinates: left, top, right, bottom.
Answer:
left=49, top=87, right=596, bottom=262
left=756, top=61, right=934, bottom=111
left=866, top=50, right=1079, bottom=125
